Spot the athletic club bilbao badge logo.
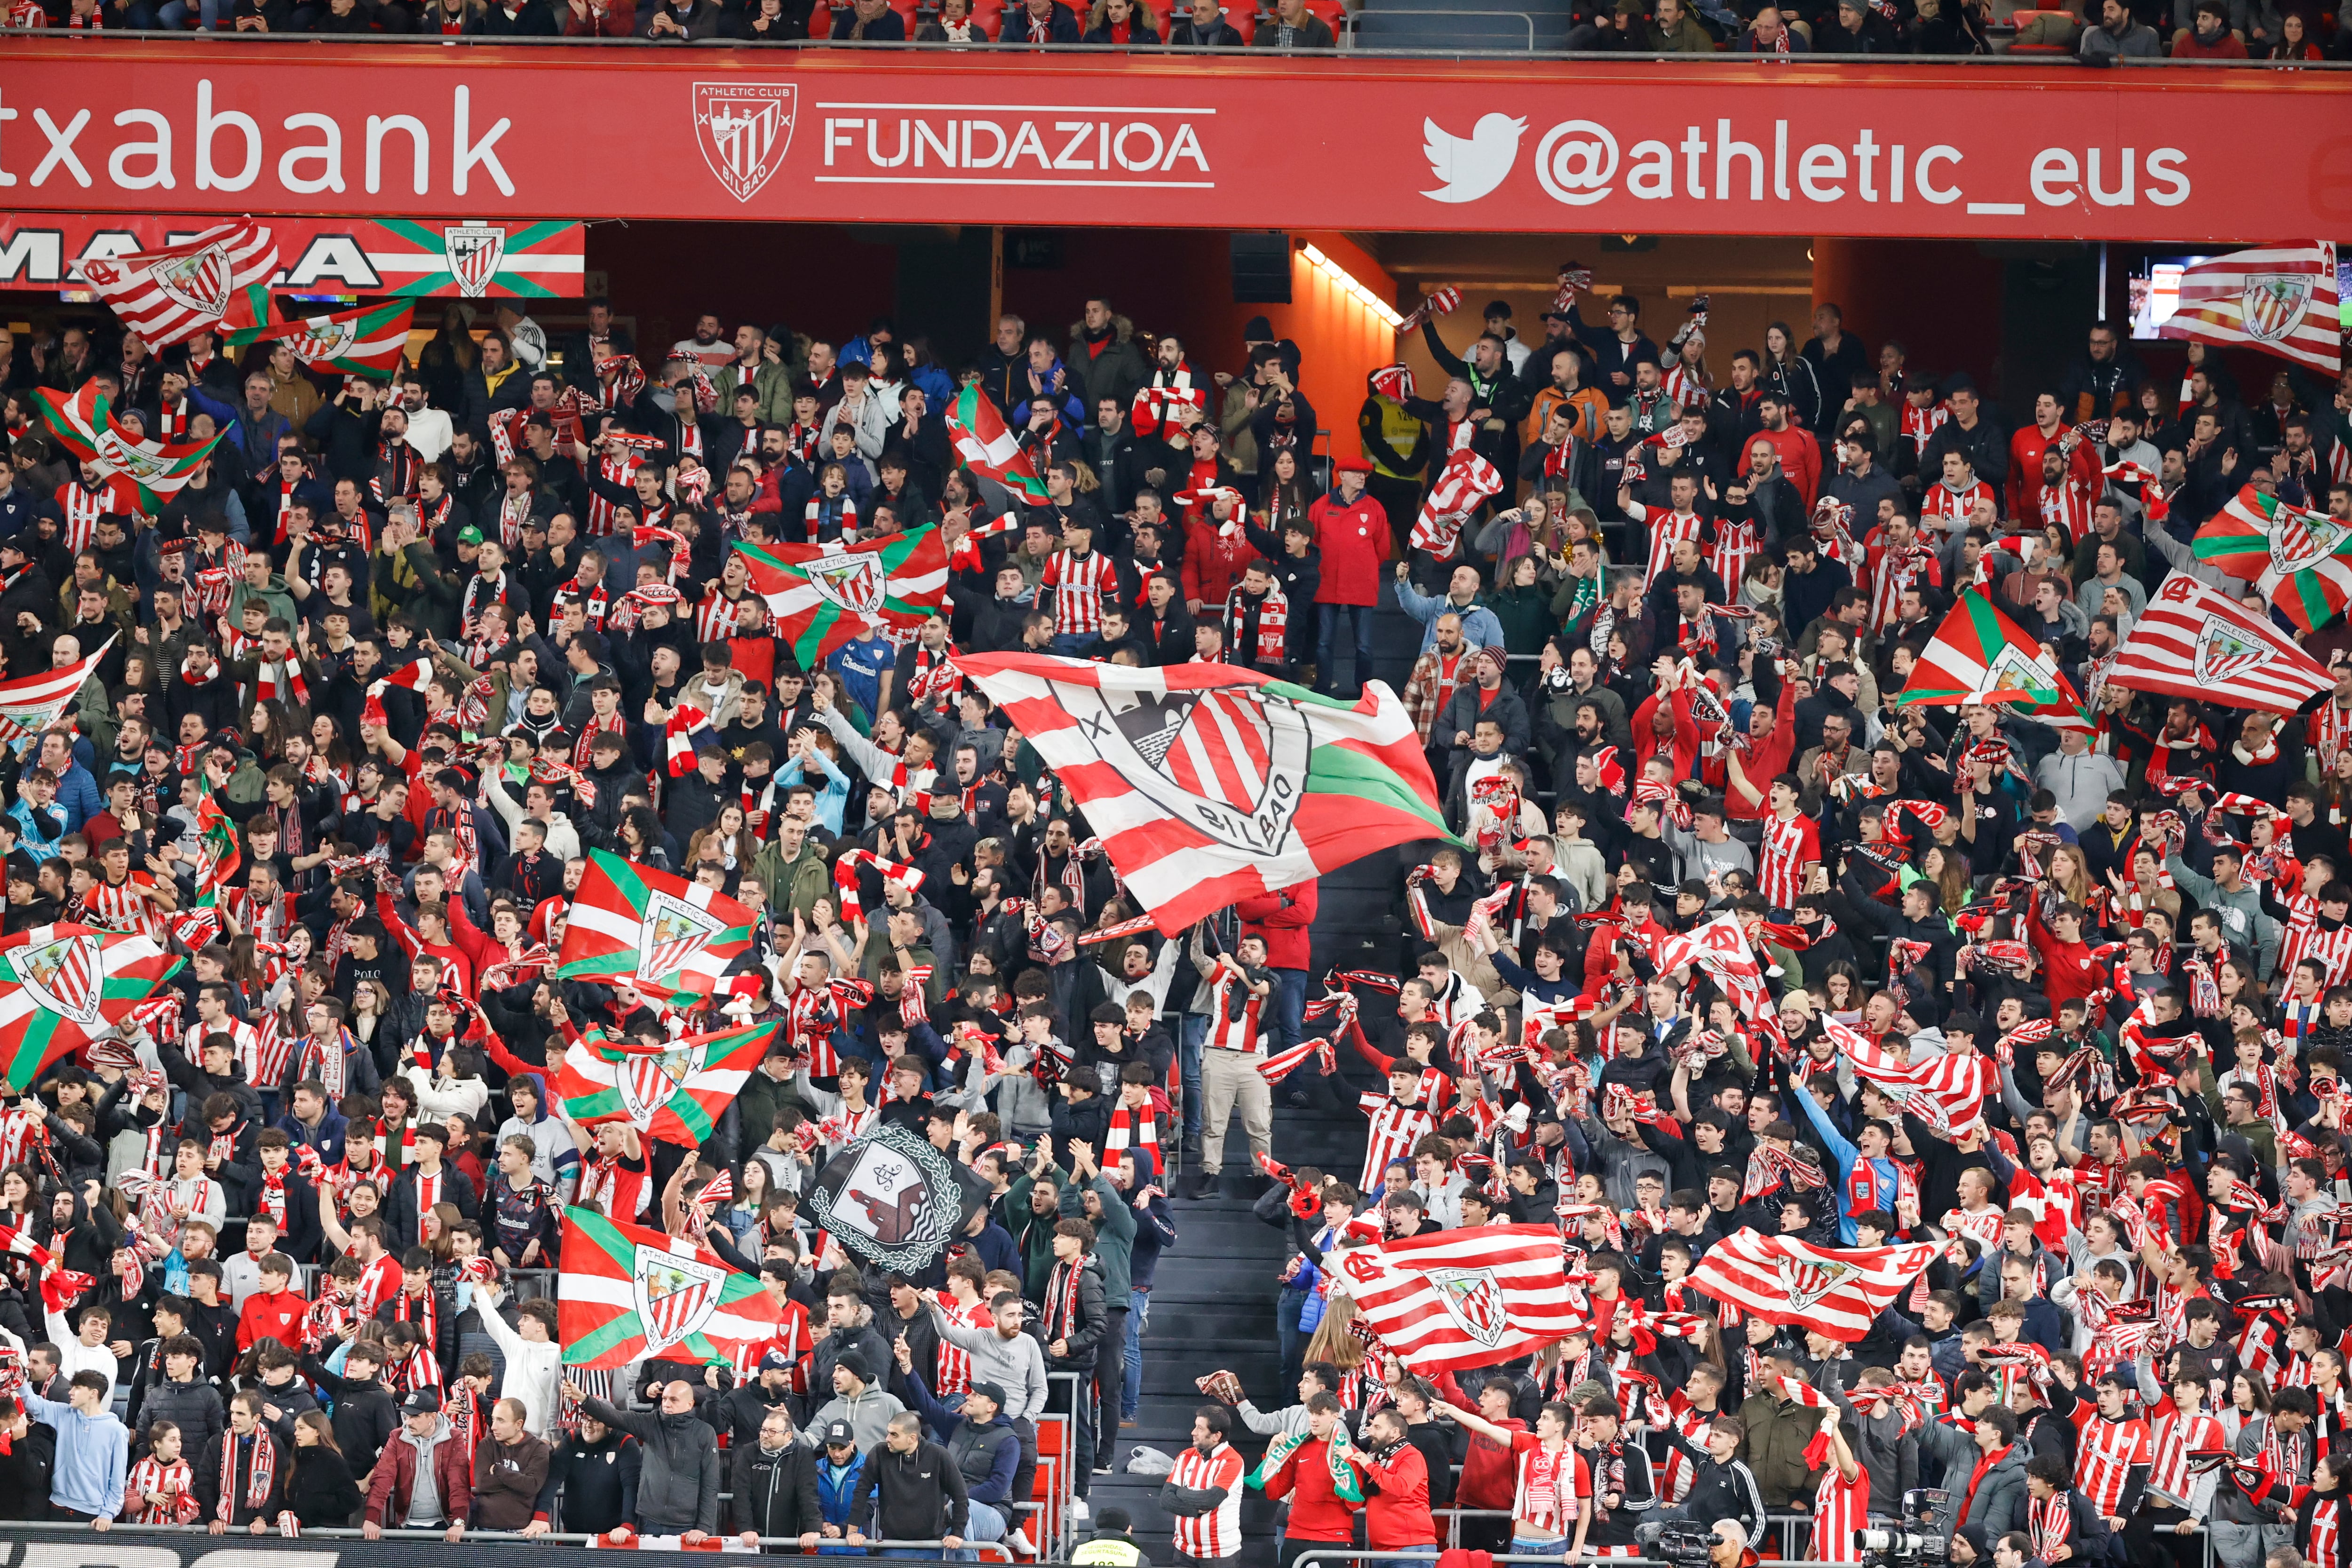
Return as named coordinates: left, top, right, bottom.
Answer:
left=2269, top=501, right=2351, bottom=577
left=2241, top=273, right=2312, bottom=346
left=289, top=315, right=359, bottom=363
left=630, top=1242, right=724, bottom=1354
left=803, top=550, right=889, bottom=617
left=92, top=429, right=173, bottom=484
left=1773, top=1255, right=1859, bottom=1315
left=615, top=1041, right=700, bottom=1124
left=1427, top=1267, right=1510, bottom=1350
left=691, top=82, right=797, bottom=204
left=2193, top=614, right=2268, bottom=685
left=1080, top=685, right=1310, bottom=857
left=1981, top=642, right=2059, bottom=701
left=8, top=933, right=104, bottom=1026
left=442, top=225, right=508, bottom=299
left=638, top=888, right=723, bottom=983
left=150, top=243, right=234, bottom=318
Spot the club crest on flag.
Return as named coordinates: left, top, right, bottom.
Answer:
left=1774, top=1254, right=1861, bottom=1314
left=289, top=315, right=359, bottom=363
left=92, top=429, right=175, bottom=483
left=442, top=224, right=508, bottom=298
left=637, top=890, right=724, bottom=983
left=5, top=933, right=104, bottom=1026
left=2193, top=614, right=2270, bottom=685
left=2271, top=505, right=2352, bottom=577
left=149, top=243, right=234, bottom=319
left=1426, top=1267, right=1510, bottom=1349
left=1982, top=642, right=2060, bottom=701
left=1096, top=687, right=1311, bottom=857
left=629, top=1242, right=725, bottom=1355
left=803, top=550, right=889, bottom=616
left=2242, top=273, right=2314, bottom=346
left=617, top=1044, right=703, bottom=1126
left=691, top=82, right=797, bottom=204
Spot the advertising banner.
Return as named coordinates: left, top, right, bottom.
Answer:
left=0, top=42, right=2347, bottom=241
left=0, top=213, right=585, bottom=297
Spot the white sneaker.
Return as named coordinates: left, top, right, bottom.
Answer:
left=1069, top=1498, right=1091, bottom=1523
left=1008, top=1528, right=1037, bottom=1555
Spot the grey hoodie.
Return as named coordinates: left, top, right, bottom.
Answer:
left=927, top=1302, right=1049, bottom=1423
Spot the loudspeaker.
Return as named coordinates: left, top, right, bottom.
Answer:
left=1230, top=232, right=1292, bottom=304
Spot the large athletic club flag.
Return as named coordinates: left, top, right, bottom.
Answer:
left=1334, top=1224, right=1586, bottom=1371
left=0, top=924, right=183, bottom=1091
left=1819, top=1014, right=1994, bottom=1138
left=1686, top=1230, right=1940, bottom=1342
left=555, top=850, right=758, bottom=1007
left=955, top=653, right=1455, bottom=935
left=79, top=220, right=279, bottom=350
left=733, top=527, right=951, bottom=667
left=226, top=298, right=419, bottom=377
left=556, top=1209, right=783, bottom=1368
left=1892, top=589, right=2092, bottom=735
left=33, top=385, right=226, bottom=514
left=556, top=1017, right=783, bottom=1146
left=0, top=634, right=114, bottom=748
left=2158, top=243, right=2340, bottom=374
left=946, top=384, right=1051, bottom=508
left=2194, top=484, right=2352, bottom=635
left=2108, top=572, right=2333, bottom=714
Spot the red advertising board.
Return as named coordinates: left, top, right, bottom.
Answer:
left=0, top=214, right=585, bottom=296
left=1, top=41, right=2347, bottom=241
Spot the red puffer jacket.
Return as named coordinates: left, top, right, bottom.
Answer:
left=1237, top=881, right=1317, bottom=972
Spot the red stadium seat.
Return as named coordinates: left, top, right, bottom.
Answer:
left=807, top=0, right=832, bottom=31
left=1226, top=4, right=1253, bottom=37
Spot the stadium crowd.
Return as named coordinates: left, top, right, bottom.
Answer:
left=0, top=274, right=2343, bottom=1568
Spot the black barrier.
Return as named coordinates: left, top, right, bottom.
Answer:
left=0, top=1520, right=992, bottom=1566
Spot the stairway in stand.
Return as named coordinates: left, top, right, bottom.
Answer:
left=1088, top=1106, right=1371, bottom=1567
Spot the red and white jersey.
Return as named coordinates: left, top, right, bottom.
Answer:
left=186, top=1015, right=262, bottom=1081
left=1510, top=1435, right=1587, bottom=1538
left=1863, top=529, right=1942, bottom=632
left=1921, top=478, right=1998, bottom=530
left=1627, top=503, right=1704, bottom=591
left=1710, top=516, right=1760, bottom=597
left=931, top=1292, right=993, bottom=1396
left=1168, top=1441, right=1247, bottom=1559
left=694, top=590, right=747, bottom=644
left=1757, top=812, right=1820, bottom=911
left=1656, top=1400, right=1714, bottom=1503
left=2312, top=1494, right=2344, bottom=1568
left=122, top=1455, right=199, bottom=1525
left=578, top=1154, right=652, bottom=1224
left=1357, top=1094, right=1438, bottom=1194
left=2040, top=477, right=2097, bottom=543
left=1040, top=549, right=1118, bottom=638
left=356, top=1251, right=403, bottom=1316
left=2072, top=1413, right=2152, bottom=1517
left=2147, top=1409, right=2227, bottom=1506
left=1205, top=971, right=1266, bottom=1056
left=1940, top=1204, right=2007, bottom=1253
left=55, top=479, right=113, bottom=549
left=1812, top=1465, right=1871, bottom=1564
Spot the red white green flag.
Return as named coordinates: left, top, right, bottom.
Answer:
left=32, top=384, right=226, bottom=514
left=192, top=794, right=242, bottom=909
left=226, top=298, right=418, bottom=377
left=556, top=1208, right=783, bottom=1368
left=555, top=850, right=758, bottom=1006
left=2193, top=483, right=2352, bottom=634
left=0, top=923, right=183, bottom=1091
left=954, top=653, right=1458, bottom=934
left=734, top=527, right=950, bottom=668
left=555, top=1016, right=783, bottom=1146
left=77, top=220, right=278, bottom=350
left=0, top=633, right=113, bottom=747
left=1891, top=589, right=2093, bottom=734
left=946, top=384, right=1050, bottom=508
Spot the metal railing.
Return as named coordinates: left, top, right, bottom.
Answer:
left=0, top=1520, right=1013, bottom=1554
left=1323, top=1517, right=2213, bottom=1568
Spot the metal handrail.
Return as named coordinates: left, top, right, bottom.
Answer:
left=0, top=1519, right=1012, bottom=1554
left=28, top=27, right=2352, bottom=62
left=1351, top=7, right=1535, bottom=44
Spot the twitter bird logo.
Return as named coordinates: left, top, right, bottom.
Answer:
left=1421, top=113, right=1527, bottom=204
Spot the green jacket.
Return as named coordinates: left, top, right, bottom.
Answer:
left=751, top=834, right=833, bottom=922
left=715, top=360, right=795, bottom=427
left=1004, top=1165, right=1070, bottom=1301
left=227, top=576, right=299, bottom=629
left=1736, top=1389, right=1826, bottom=1509
left=379, top=541, right=463, bottom=642
left=1059, top=1173, right=1136, bottom=1303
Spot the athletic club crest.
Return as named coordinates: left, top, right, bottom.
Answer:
left=1981, top=642, right=2060, bottom=703
left=2241, top=273, right=2313, bottom=346
left=2270, top=502, right=2350, bottom=577
left=803, top=550, right=889, bottom=616
left=91, top=429, right=172, bottom=483
left=288, top=314, right=359, bottom=363
left=615, top=1040, right=702, bottom=1124
left=630, top=1242, right=725, bottom=1354
left=805, top=1122, right=967, bottom=1272
left=442, top=225, right=508, bottom=299
left=1069, top=684, right=1310, bottom=857
left=149, top=243, right=234, bottom=318
left=1774, top=1254, right=1859, bottom=1314
left=6, top=933, right=103, bottom=1026
left=2192, top=614, right=2269, bottom=685
left=691, top=82, right=797, bottom=204
left=638, top=888, right=724, bottom=982
left=1426, top=1266, right=1510, bottom=1349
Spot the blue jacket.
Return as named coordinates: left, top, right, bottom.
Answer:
left=815, top=1450, right=867, bottom=1528
left=0, top=478, right=54, bottom=542
left=24, top=1391, right=127, bottom=1520
left=8, top=797, right=66, bottom=862
left=274, top=1105, right=349, bottom=1168
left=48, top=760, right=102, bottom=833
left=1395, top=579, right=1507, bottom=653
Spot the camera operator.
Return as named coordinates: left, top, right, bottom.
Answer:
left=1707, top=1517, right=1760, bottom=1568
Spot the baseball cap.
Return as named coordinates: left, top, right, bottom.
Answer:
left=457, top=525, right=485, bottom=546
left=403, top=1388, right=443, bottom=1416
left=823, top=1419, right=857, bottom=1446
left=759, top=1350, right=794, bottom=1373
left=969, top=1381, right=1009, bottom=1408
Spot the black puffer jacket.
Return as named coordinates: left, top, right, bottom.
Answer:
left=730, top=1440, right=823, bottom=1539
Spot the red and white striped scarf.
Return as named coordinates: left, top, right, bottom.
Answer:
left=126, top=1454, right=198, bottom=1525
left=216, top=1428, right=276, bottom=1522
left=573, top=710, right=626, bottom=772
